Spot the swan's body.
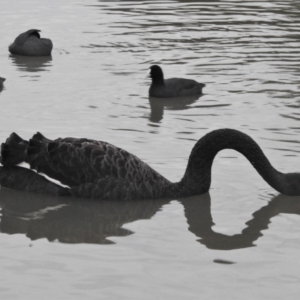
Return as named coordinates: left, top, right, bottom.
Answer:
left=148, top=65, right=205, bottom=98
left=1, top=129, right=300, bottom=200
left=9, top=29, right=53, bottom=56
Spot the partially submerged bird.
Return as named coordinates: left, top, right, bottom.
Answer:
left=0, top=77, right=5, bottom=89
left=9, top=29, right=53, bottom=56
left=1, top=129, right=300, bottom=200
left=148, top=65, right=205, bottom=98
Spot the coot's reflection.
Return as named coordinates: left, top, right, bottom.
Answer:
left=9, top=55, right=52, bottom=73
left=0, top=188, right=299, bottom=249
left=149, top=95, right=200, bottom=123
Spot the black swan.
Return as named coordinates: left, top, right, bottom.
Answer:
left=0, top=129, right=300, bottom=200
left=148, top=65, right=205, bottom=98
left=9, top=29, right=53, bottom=56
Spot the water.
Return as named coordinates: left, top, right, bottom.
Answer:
left=1, top=0, right=300, bottom=298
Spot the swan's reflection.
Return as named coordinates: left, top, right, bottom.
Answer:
left=0, top=188, right=169, bottom=244
left=149, top=95, right=200, bottom=123
left=182, top=193, right=300, bottom=250
left=0, top=188, right=299, bottom=249
left=9, top=55, right=52, bottom=73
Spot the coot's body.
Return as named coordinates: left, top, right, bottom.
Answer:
left=9, top=29, right=53, bottom=56
left=149, top=65, right=205, bottom=98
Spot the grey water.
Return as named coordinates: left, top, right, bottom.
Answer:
left=0, top=0, right=300, bottom=298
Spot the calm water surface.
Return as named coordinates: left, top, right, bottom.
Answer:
left=1, top=0, right=300, bottom=299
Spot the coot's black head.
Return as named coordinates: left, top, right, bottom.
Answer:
left=149, top=65, right=164, bottom=83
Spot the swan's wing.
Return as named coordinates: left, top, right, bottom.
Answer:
left=27, top=136, right=165, bottom=192
left=1, top=132, right=173, bottom=200
left=70, top=177, right=151, bottom=200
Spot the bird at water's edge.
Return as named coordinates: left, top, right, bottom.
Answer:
left=1, top=129, right=300, bottom=200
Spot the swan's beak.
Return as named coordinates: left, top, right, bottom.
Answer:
left=146, top=68, right=151, bottom=79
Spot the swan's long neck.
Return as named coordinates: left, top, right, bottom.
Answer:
left=174, top=129, right=299, bottom=197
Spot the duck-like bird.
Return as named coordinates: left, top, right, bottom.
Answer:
left=1, top=129, right=300, bottom=200
left=9, top=29, right=53, bottom=56
left=0, top=77, right=5, bottom=90
left=148, top=65, right=205, bottom=98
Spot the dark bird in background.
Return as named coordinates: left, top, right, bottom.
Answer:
left=0, top=77, right=5, bottom=90
left=9, top=29, right=53, bottom=56
left=148, top=65, right=205, bottom=98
